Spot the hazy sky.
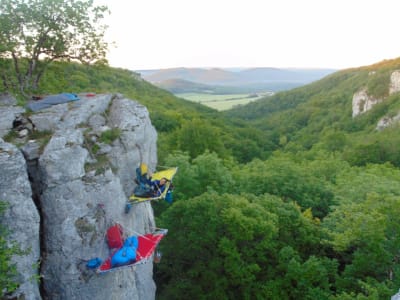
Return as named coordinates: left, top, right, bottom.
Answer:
left=95, top=0, right=400, bottom=71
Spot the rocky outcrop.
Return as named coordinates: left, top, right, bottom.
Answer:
left=376, top=113, right=400, bottom=130
left=375, top=70, right=400, bottom=129
left=352, top=70, right=400, bottom=118
left=107, top=98, right=157, bottom=196
left=389, top=70, right=400, bottom=94
left=352, top=88, right=381, bottom=117
left=0, top=93, right=159, bottom=299
left=0, top=93, right=25, bottom=137
left=0, top=139, right=41, bottom=300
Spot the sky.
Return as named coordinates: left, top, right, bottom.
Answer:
left=94, top=0, right=400, bottom=71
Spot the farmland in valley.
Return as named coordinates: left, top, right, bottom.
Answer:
left=176, top=92, right=273, bottom=110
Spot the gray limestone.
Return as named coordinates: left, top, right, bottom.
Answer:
left=0, top=94, right=25, bottom=138
left=0, top=139, right=41, bottom=300
left=0, top=93, right=159, bottom=300
left=352, top=70, right=400, bottom=121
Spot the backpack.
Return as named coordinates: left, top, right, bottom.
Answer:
left=106, top=224, right=123, bottom=249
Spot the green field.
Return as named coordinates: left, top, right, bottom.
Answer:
left=175, top=92, right=272, bottom=111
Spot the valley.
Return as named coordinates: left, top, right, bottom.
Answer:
left=175, top=91, right=274, bottom=110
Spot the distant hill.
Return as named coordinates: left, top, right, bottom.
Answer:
left=155, top=78, right=293, bottom=94
left=155, top=78, right=216, bottom=94
left=224, top=57, right=400, bottom=157
left=136, top=67, right=336, bottom=93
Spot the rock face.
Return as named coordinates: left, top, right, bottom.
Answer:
left=0, top=93, right=159, bottom=300
left=351, top=88, right=381, bottom=117
left=0, top=93, right=25, bottom=137
left=352, top=70, right=400, bottom=118
left=376, top=113, right=400, bottom=130
left=375, top=70, right=400, bottom=129
left=0, top=139, right=41, bottom=300
left=389, top=70, right=400, bottom=94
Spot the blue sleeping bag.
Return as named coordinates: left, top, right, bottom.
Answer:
left=111, top=236, right=138, bottom=267
left=26, top=93, right=80, bottom=111
left=124, top=236, right=139, bottom=248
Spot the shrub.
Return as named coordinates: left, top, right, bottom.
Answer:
left=100, top=128, right=121, bottom=144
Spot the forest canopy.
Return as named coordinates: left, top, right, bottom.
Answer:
left=2, top=55, right=400, bottom=298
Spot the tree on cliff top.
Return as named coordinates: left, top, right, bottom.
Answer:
left=0, top=0, right=110, bottom=96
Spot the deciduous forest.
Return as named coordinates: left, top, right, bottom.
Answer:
left=2, top=58, right=400, bottom=299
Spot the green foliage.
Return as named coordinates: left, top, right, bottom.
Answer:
left=82, top=128, right=114, bottom=174
left=224, top=59, right=400, bottom=161
left=2, top=129, right=19, bottom=143
left=162, top=151, right=234, bottom=200
left=156, top=193, right=334, bottom=299
left=322, top=194, right=400, bottom=297
left=3, top=128, right=52, bottom=151
left=0, top=0, right=109, bottom=95
left=321, top=131, right=349, bottom=152
left=366, top=69, right=391, bottom=98
left=151, top=111, right=181, bottom=133
left=233, top=156, right=335, bottom=219
left=225, top=126, right=278, bottom=163
left=343, top=125, right=400, bottom=167
left=156, top=193, right=278, bottom=299
left=157, top=143, right=400, bottom=298
left=175, top=118, right=227, bottom=159
left=1, top=41, right=400, bottom=298
left=2, top=58, right=276, bottom=164
left=84, top=154, right=111, bottom=175
left=28, top=130, right=53, bottom=153
left=99, top=128, right=121, bottom=144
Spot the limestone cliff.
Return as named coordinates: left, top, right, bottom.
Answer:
left=375, top=70, right=400, bottom=129
left=0, top=139, right=41, bottom=300
left=0, top=93, right=159, bottom=300
left=351, top=88, right=381, bottom=118
left=352, top=70, right=400, bottom=129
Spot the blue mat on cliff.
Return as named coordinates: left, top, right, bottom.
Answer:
left=26, top=93, right=80, bottom=111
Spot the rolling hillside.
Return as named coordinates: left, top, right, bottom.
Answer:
left=18, top=58, right=400, bottom=166
left=137, top=67, right=336, bottom=93
left=224, top=57, right=400, bottom=163
left=3, top=56, right=400, bottom=299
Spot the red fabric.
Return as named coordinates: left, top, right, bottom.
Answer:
left=136, top=233, right=165, bottom=262
left=106, top=224, right=123, bottom=249
left=99, top=257, right=112, bottom=271
left=98, top=231, right=166, bottom=273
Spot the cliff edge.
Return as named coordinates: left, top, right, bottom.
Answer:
left=0, top=93, right=159, bottom=300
